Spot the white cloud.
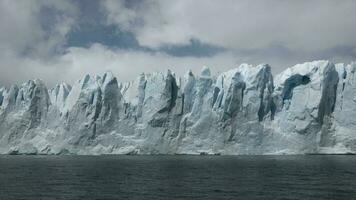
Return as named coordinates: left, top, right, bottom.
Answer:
left=102, top=0, right=356, bottom=51
left=0, top=1, right=43, bottom=54
left=0, top=0, right=355, bottom=88
left=0, top=0, right=77, bottom=86
left=1, top=42, right=354, bottom=87
left=61, top=43, right=240, bottom=82
left=0, top=0, right=271, bottom=87
left=16, top=43, right=241, bottom=86
left=0, top=42, right=246, bottom=87
left=0, top=0, right=77, bottom=57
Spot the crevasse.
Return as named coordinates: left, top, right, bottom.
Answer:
left=0, top=60, right=356, bottom=155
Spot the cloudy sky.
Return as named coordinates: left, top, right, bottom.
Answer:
left=1, top=0, right=356, bottom=86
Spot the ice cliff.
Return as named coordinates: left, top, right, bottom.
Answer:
left=1, top=60, right=356, bottom=155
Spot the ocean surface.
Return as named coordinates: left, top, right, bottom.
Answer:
left=0, top=155, right=355, bottom=200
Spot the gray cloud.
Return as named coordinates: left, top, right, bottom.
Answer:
left=0, top=0, right=78, bottom=86
left=0, top=0, right=77, bottom=57
left=0, top=0, right=355, bottom=87
left=102, top=0, right=356, bottom=52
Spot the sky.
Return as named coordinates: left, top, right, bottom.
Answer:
left=0, top=0, right=356, bottom=87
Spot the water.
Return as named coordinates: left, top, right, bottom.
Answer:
left=0, top=155, right=355, bottom=200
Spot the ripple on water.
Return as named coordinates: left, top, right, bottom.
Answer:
left=0, top=155, right=356, bottom=200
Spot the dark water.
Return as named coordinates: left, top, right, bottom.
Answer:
left=0, top=155, right=356, bottom=200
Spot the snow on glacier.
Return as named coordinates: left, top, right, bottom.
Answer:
left=0, top=60, right=356, bottom=155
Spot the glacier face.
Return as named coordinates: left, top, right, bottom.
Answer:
left=0, top=60, right=356, bottom=155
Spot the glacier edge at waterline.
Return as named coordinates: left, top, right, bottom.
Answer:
left=1, top=60, right=356, bottom=155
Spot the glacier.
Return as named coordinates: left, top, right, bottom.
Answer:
left=1, top=60, right=356, bottom=155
